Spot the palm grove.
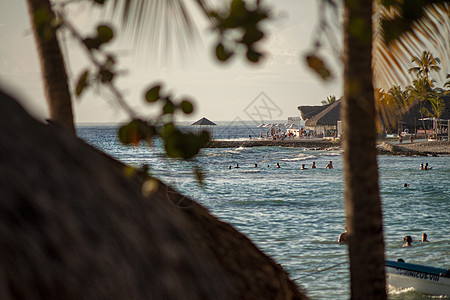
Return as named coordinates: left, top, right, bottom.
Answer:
left=9, top=0, right=450, bottom=299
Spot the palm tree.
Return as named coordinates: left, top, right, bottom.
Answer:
left=342, top=1, right=386, bottom=298
left=426, top=96, right=445, bottom=135
left=321, top=95, right=336, bottom=106
left=409, top=52, right=442, bottom=79
left=406, top=77, right=435, bottom=134
left=26, top=0, right=75, bottom=133
left=408, top=50, right=441, bottom=84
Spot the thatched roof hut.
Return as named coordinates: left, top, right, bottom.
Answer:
left=0, top=89, right=305, bottom=299
left=297, top=104, right=331, bottom=121
left=304, top=100, right=341, bottom=127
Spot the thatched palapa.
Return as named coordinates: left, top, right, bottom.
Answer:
left=0, top=89, right=306, bottom=299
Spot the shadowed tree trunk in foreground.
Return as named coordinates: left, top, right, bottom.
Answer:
left=26, top=0, right=75, bottom=133
left=0, top=89, right=305, bottom=299
left=342, top=0, right=386, bottom=299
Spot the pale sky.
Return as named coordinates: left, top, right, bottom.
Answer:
left=0, top=0, right=343, bottom=124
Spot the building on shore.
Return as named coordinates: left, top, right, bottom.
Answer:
left=298, top=99, right=342, bottom=137
left=298, top=95, right=450, bottom=139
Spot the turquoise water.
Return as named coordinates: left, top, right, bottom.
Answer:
left=78, top=126, right=450, bottom=299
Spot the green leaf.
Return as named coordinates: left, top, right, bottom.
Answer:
left=216, top=43, right=233, bottom=62
left=242, top=28, right=264, bottom=46
left=163, top=100, right=175, bottom=115
left=305, top=54, right=333, bottom=81
left=118, top=120, right=141, bottom=145
left=99, top=69, right=114, bottom=83
left=180, top=100, right=194, bottom=114
left=76, top=70, right=89, bottom=97
left=246, top=49, right=262, bottom=63
left=97, top=25, right=114, bottom=44
left=84, top=37, right=101, bottom=49
left=145, top=85, right=161, bottom=102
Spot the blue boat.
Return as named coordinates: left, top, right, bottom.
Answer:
left=386, top=259, right=450, bottom=296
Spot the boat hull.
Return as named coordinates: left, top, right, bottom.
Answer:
left=386, top=260, right=450, bottom=296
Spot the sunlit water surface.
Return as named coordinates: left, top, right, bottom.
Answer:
left=79, top=126, right=450, bottom=299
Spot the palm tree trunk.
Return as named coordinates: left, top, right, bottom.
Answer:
left=342, top=0, right=386, bottom=299
left=26, top=0, right=75, bottom=133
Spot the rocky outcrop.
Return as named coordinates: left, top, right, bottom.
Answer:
left=0, top=89, right=306, bottom=299
left=376, top=141, right=450, bottom=156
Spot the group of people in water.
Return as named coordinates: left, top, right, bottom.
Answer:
left=228, top=161, right=334, bottom=170
left=419, top=162, right=432, bottom=170
left=403, top=233, right=429, bottom=247
left=337, top=227, right=430, bottom=247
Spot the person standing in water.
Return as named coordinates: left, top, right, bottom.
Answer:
left=403, top=236, right=413, bottom=247
left=422, top=233, right=429, bottom=242
left=338, top=227, right=348, bottom=243
left=326, top=161, right=333, bottom=169
left=311, top=162, right=316, bottom=169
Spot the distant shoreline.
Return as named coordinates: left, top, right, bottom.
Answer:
left=207, top=139, right=450, bottom=156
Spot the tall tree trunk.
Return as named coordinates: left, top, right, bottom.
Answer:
left=342, top=0, right=386, bottom=299
left=26, top=0, right=75, bottom=134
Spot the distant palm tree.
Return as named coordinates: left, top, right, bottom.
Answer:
left=406, top=77, right=436, bottom=134
left=321, top=95, right=336, bottom=106
left=408, top=50, right=441, bottom=84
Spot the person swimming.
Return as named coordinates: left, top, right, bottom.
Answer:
left=301, top=164, right=308, bottom=170
left=338, top=226, right=348, bottom=243
left=276, top=163, right=280, bottom=168
left=420, top=163, right=424, bottom=170
left=422, top=233, right=429, bottom=242
left=403, top=183, right=410, bottom=187
left=254, top=163, right=258, bottom=168
left=311, top=162, right=316, bottom=169
left=234, top=164, right=239, bottom=168
left=228, top=165, right=232, bottom=169
left=326, top=161, right=333, bottom=169
left=403, top=236, right=413, bottom=247
left=424, top=163, right=432, bottom=170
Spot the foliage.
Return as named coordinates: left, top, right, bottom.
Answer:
left=321, top=95, right=336, bottom=106
left=207, top=0, right=270, bottom=63
left=44, top=0, right=214, bottom=184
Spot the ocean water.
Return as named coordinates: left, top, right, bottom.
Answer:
left=78, top=125, right=450, bottom=299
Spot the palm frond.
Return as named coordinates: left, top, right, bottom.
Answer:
left=373, top=2, right=449, bottom=89
left=105, top=0, right=209, bottom=63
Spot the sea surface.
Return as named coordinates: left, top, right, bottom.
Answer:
left=78, top=125, right=450, bottom=299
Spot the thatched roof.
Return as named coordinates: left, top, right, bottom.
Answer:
left=304, top=100, right=341, bottom=126
left=192, top=117, right=216, bottom=126
left=0, top=89, right=305, bottom=299
left=395, top=95, right=450, bottom=127
left=297, top=104, right=331, bottom=121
